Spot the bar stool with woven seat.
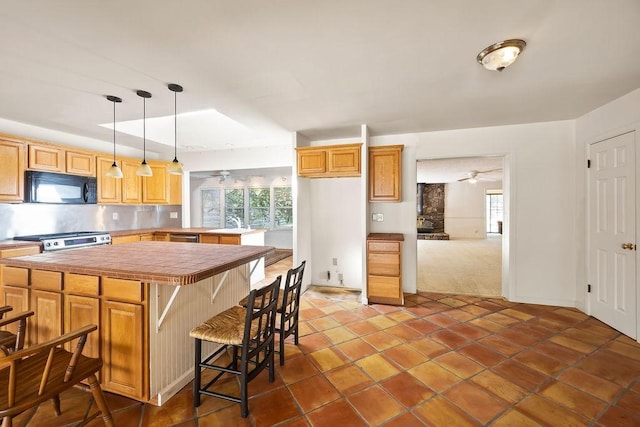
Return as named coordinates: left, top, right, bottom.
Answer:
left=240, top=260, right=306, bottom=365
left=190, top=275, right=281, bottom=418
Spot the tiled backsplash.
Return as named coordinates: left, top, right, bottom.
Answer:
left=0, top=204, right=182, bottom=240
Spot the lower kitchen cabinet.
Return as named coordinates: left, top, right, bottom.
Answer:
left=366, top=233, right=404, bottom=305
left=102, top=299, right=146, bottom=400
left=30, top=289, right=63, bottom=344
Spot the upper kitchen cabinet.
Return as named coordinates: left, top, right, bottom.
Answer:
left=28, top=141, right=96, bottom=176
left=142, top=161, right=169, bottom=204
left=368, top=145, right=403, bottom=202
left=96, top=156, right=122, bottom=204
left=0, top=136, right=26, bottom=202
left=65, top=150, right=96, bottom=176
left=297, top=143, right=361, bottom=178
left=97, top=157, right=181, bottom=205
left=28, top=143, right=64, bottom=173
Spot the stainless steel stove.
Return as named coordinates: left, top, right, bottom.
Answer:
left=14, top=231, right=112, bottom=251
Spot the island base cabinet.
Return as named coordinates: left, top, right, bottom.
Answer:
left=65, top=294, right=100, bottom=359
left=102, top=300, right=147, bottom=401
left=30, top=290, right=63, bottom=345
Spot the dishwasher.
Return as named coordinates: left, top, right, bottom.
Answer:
left=169, top=233, right=199, bottom=243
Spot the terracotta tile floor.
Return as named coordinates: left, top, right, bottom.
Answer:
left=14, top=258, right=640, bottom=426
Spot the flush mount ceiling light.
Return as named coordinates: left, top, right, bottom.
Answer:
left=136, top=90, right=153, bottom=177
left=477, top=39, right=526, bottom=71
left=167, top=83, right=184, bottom=175
left=105, top=95, right=123, bottom=178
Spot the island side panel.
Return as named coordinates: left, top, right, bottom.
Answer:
left=241, top=232, right=265, bottom=285
left=148, top=263, right=250, bottom=405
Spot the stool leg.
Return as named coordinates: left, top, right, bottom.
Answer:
left=87, top=374, right=114, bottom=427
left=240, top=363, right=248, bottom=418
left=193, top=338, right=202, bottom=407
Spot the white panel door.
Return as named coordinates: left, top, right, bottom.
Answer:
left=588, top=131, right=636, bottom=338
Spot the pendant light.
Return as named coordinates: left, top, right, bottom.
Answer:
left=167, top=83, right=184, bottom=175
left=105, top=95, right=123, bottom=178
left=136, top=90, right=153, bottom=176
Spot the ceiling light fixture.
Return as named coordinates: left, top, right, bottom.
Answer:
left=105, top=95, right=123, bottom=178
left=477, top=39, right=526, bottom=72
left=167, top=83, right=184, bottom=175
left=136, top=90, right=153, bottom=177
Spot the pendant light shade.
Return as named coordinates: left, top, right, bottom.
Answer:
left=136, top=90, right=153, bottom=177
left=167, top=83, right=184, bottom=175
left=105, top=95, right=123, bottom=178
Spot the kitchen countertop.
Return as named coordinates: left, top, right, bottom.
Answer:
left=367, top=233, right=405, bottom=241
left=0, top=241, right=274, bottom=286
left=0, top=228, right=267, bottom=250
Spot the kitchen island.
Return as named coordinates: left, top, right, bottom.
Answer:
left=0, top=241, right=274, bottom=405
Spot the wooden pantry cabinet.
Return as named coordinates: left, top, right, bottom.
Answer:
left=368, top=145, right=403, bottom=202
left=0, top=137, right=26, bottom=202
left=297, top=143, right=361, bottom=178
left=366, top=233, right=404, bottom=305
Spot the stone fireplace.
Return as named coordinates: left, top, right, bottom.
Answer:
left=417, top=183, right=450, bottom=240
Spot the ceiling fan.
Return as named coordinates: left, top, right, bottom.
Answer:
left=457, top=168, right=503, bottom=184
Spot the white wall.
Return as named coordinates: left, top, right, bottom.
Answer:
left=371, top=120, right=577, bottom=307
left=574, top=88, right=640, bottom=314
left=445, top=180, right=502, bottom=239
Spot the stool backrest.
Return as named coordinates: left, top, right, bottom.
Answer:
left=281, top=260, right=306, bottom=322
left=242, top=275, right=281, bottom=371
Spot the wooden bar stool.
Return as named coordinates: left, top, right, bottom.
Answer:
left=240, top=260, right=306, bottom=365
left=191, top=275, right=281, bottom=417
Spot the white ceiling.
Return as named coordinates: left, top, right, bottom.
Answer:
left=1, top=1, right=639, bottom=159
left=417, top=157, right=503, bottom=184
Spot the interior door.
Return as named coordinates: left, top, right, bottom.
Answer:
left=588, top=131, right=636, bottom=338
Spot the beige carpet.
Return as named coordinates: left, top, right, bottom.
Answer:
left=417, top=235, right=502, bottom=297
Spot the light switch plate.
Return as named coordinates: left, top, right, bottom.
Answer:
left=170, top=212, right=178, bottom=219
left=372, top=213, right=384, bottom=222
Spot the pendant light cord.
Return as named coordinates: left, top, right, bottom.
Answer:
left=174, top=89, right=177, bottom=159
left=112, top=101, right=117, bottom=162
left=142, top=96, right=146, bottom=163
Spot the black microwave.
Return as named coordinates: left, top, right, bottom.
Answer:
left=25, top=171, right=97, bottom=204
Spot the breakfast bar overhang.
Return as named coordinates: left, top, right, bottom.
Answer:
left=0, top=241, right=274, bottom=405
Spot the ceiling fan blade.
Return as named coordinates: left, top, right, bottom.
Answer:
left=457, top=177, right=470, bottom=182
left=477, top=168, right=503, bottom=174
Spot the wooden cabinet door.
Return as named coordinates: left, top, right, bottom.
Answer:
left=327, top=144, right=361, bottom=177
left=0, top=138, right=25, bottom=202
left=169, top=173, right=182, bottom=205
left=297, top=147, right=326, bottom=177
left=122, top=159, right=142, bottom=204
left=142, top=162, right=169, bottom=204
left=111, top=235, right=141, bottom=245
left=200, top=234, right=220, bottom=244
left=97, top=156, right=122, bottom=204
left=368, top=145, right=403, bottom=202
left=65, top=294, right=100, bottom=358
left=102, top=300, right=146, bottom=400
left=66, top=150, right=95, bottom=176
left=220, top=235, right=241, bottom=245
left=28, top=143, right=64, bottom=172
left=0, top=286, right=29, bottom=336
left=30, top=290, right=63, bottom=345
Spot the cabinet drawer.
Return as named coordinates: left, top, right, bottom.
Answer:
left=103, top=277, right=143, bottom=303
left=219, top=235, right=241, bottom=245
left=368, top=241, right=400, bottom=253
left=368, top=275, right=401, bottom=299
left=368, top=253, right=401, bottom=276
left=31, top=270, right=62, bottom=291
left=200, top=235, right=220, bottom=244
left=1, top=266, right=28, bottom=287
left=66, top=273, right=100, bottom=296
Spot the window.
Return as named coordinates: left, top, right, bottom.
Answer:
left=274, top=186, right=293, bottom=228
left=224, top=188, right=244, bottom=227
left=486, top=192, right=503, bottom=233
left=249, top=187, right=270, bottom=228
left=201, top=189, right=221, bottom=228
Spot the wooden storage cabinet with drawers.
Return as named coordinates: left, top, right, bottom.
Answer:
left=366, top=233, right=404, bottom=305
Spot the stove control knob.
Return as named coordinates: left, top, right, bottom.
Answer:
left=45, top=242, right=50, bottom=247
left=53, top=242, right=58, bottom=246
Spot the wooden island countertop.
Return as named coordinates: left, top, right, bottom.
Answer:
left=0, top=241, right=274, bottom=286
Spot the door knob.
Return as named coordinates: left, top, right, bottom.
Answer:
left=621, top=243, right=635, bottom=250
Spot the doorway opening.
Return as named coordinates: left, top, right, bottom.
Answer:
left=416, top=156, right=507, bottom=298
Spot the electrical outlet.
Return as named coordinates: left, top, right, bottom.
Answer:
left=112, top=212, right=118, bottom=220
left=332, top=258, right=338, bottom=266
left=338, top=273, right=343, bottom=281
left=170, top=211, right=178, bottom=219
left=372, top=213, right=384, bottom=222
